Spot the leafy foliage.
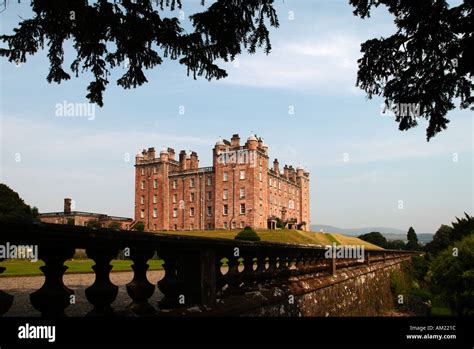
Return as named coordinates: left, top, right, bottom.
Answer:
left=385, top=239, right=406, bottom=250
left=406, top=226, right=421, bottom=251
left=86, top=219, right=102, bottom=229
left=357, top=231, right=387, bottom=248
left=0, top=183, right=39, bottom=222
left=134, top=221, right=145, bottom=232
left=425, top=224, right=453, bottom=256
left=430, top=233, right=474, bottom=315
left=0, top=0, right=279, bottom=106
left=350, top=0, right=473, bottom=140
left=235, top=226, right=261, bottom=242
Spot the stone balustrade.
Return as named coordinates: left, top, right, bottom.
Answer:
left=0, top=220, right=416, bottom=317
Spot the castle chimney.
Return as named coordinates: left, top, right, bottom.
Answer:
left=64, top=198, right=72, bottom=214
left=147, top=147, right=156, bottom=160
left=168, top=148, right=175, bottom=161
left=273, top=159, right=280, bottom=175
left=283, top=165, right=289, bottom=179
left=231, top=134, right=240, bottom=147
left=179, top=150, right=187, bottom=170
left=190, top=151, right=199, bottom=169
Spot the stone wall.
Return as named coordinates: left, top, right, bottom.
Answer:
left=246, top=259, right=406, bottom=317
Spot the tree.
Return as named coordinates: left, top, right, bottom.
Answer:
left=108, top=221, right=122, bottom=230
left=0, top=183, right=39, bottom=222
left=450, top=212, right=474, bottom=241
left=86, top=219, right=102, bottom=229
left=406, top=226, right=421, bottom=251
left=350, top=0, right=473, bottom=140
left=357, top=231, right=387, bottom=248
left=425, top=224, right=453, bottom=257
left=235, top=226, right=261, bottom=242
left=385, top=239, right=406, bottom=250
left=0, top=0, right=278, bottom=106
left=430, top=233, right=474, bottom=315
left=134, top=221, right=145, bottom=232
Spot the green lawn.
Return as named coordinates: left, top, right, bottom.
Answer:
left=0, top=259, right=163, bottom=277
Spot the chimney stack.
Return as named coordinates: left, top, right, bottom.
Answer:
left=273, top=159, right=280, bottom=175
left=231, top=134, right=240, bottom=147
left=179, top=150, right=187, bottom=170
left=64, top=198, right=72, bottom=214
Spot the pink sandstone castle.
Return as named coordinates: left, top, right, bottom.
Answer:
left=135, top=134, right=310, bottom=231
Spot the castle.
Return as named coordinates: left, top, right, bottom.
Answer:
left=135, top=134, right=310, bottom=231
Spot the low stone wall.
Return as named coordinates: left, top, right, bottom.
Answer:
left=248, top=258, right=408, bottom=316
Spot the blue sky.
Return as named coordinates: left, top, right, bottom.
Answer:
left=0, top=0, right=472, bottom=234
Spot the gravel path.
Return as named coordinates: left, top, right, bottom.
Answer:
left=1, top=271, right=165, bottom=316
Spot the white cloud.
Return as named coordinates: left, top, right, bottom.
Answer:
left=218, top=34, right=362, bottom=93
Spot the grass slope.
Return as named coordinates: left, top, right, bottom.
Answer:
left=157, top=229, right=383, bottom=249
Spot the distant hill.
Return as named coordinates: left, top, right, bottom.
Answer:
left=310, top=225, right=433, bottom=243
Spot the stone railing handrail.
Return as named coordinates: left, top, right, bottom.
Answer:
left=0, top=220, right=418, bottom=317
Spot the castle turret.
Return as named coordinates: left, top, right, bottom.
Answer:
left=247, top=134, right=258, bottom=150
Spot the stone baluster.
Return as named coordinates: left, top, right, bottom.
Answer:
left=85, top=248, right=119, bottom=316
left=254, top=254, right=268, bottom=282
left=126, top=247, right=156, bottom=315
left=0, top=258, right=14, bottom=316
left=30, top=247, right=75, bottom=317
left=224, top=256, right=241, bottom=295
left=157, top=250, right=183, bottom=309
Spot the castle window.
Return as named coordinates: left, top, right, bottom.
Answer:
left=240, top=204, right=246, bottom=214
left=153, top=179, right=158, bottom=189
left=207, top=176, right=212, bottom=186
left=223, top=204, right=229, bottom=215
left=153, top=167, right=157, bottom=174
left=141, top=180, right=145, bottom=190
left=239, top=188, right=245, bottom=199
left=223, top=172, right=229, bottom=181
left=153, top=208, right=158, bottom=218
left=173, top=194, right=177, bottom=203
left=223, top=189, right=228, bottom=200
left=190, top=223, right=194, bottom=230
left=278, top=181, right=281, bottom=189
left=190, top=207, right=195, bottom=217
left=141, top=168, right=145, bottom=175
left=240, top=221, right=245, bottom=229
left=140, top=196, right=145, bottom=205
left=239, top=170, right=245, bottom=180
left=190, top=178, right=195, bottom=188
left=259, top=172, right=262, bottom=181
left=190, top=192, right=195, bottom=202
left=269, top=178, right=272, bottom=186
left=207, top=206, right=212, bottom=216
left=173, top=208, right=178, bottom=218
left=153, top=195, right=157, bottom=204
left=140, top=209, right=145, bottom=219
left=223, top=222, right=228, bottom=229
left=207, top=191, right=212, bottom=201
left=174, top=224, right=177, bottom=230
left=173, top=180, right=178, bottom=189
left=231, top=221, right=236, bottom=229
